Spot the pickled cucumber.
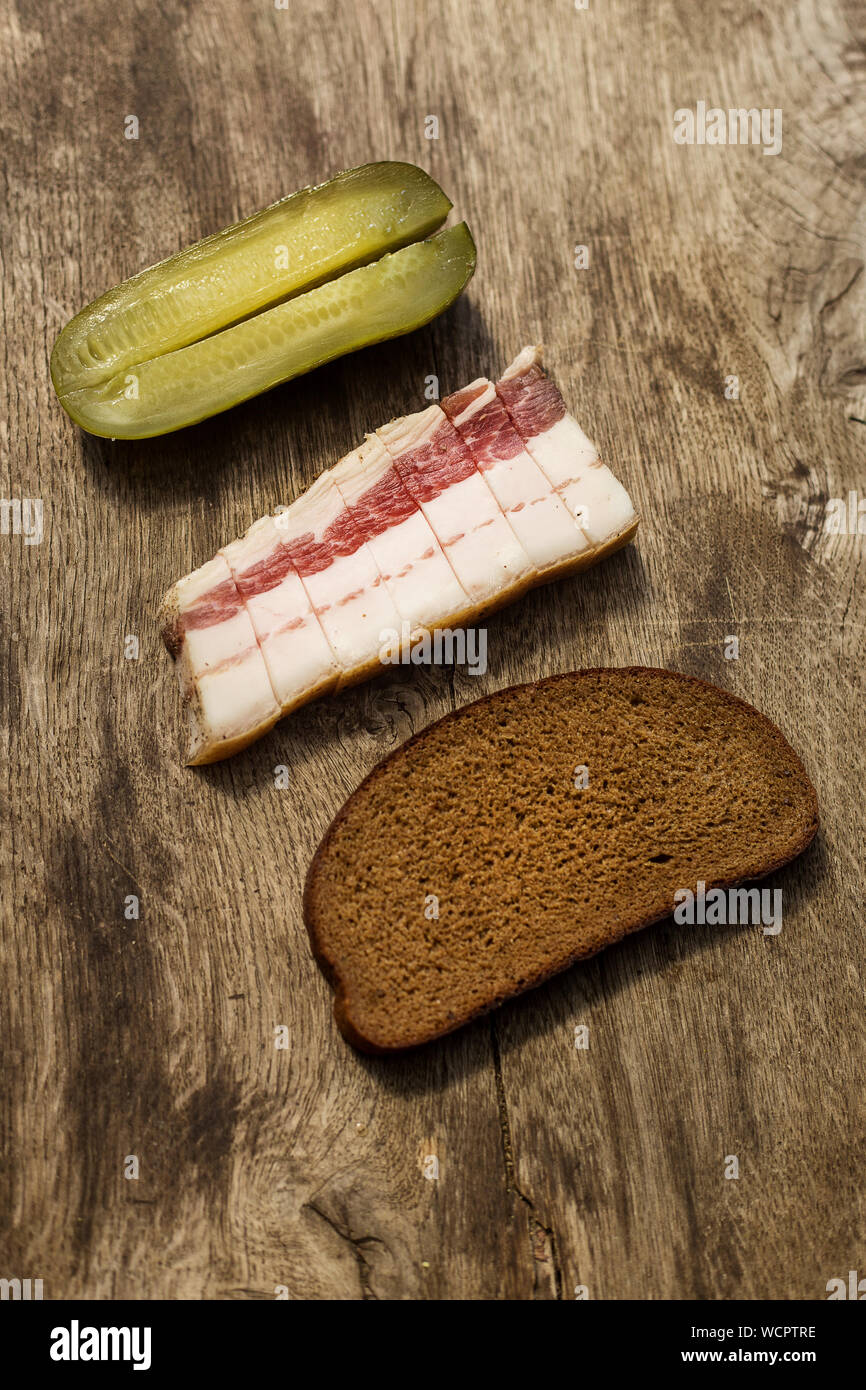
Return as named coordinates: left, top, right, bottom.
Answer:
left=55, top=223, right=476, bottom=439
left=51, top=162, right=455, bottom=419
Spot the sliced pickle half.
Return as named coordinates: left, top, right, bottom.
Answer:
left=51, top=161, right=460, bottom=431
left=56, top=223, right=476, bottom=439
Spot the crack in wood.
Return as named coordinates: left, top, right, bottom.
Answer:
left=219, top=1287, right=273, bottom=1300
left=303, top=1198, right=384, bottom=1301
left=489, top=1019, right=563, bottom=1299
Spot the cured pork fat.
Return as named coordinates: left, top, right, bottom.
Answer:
left=159, top=348, right=639, bottom=763
left=331, top=436, right=470, bottom=635
left=159, top=555, right=281, bottom=764
left=274, top=472, right=404, bottom=683
left=496, top=346, right=636, bottom=544
left=441, top=379, right=589, bottom=569
left=377, top=406, right=533, bottom=607
left=220, top=516, right=339, bottom=713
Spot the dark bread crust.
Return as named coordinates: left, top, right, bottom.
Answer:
left=305, top=667, right=819, bottom=1054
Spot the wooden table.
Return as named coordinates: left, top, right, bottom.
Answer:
left=2, top=0, right=863, bottom=1300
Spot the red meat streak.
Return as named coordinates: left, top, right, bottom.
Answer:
left=494, top=361, right=566, bottom=438
left=442, top=383, right=524, bottom=465
left=180, top=578, right=245, bottom=633
left=444, top=381, right=577, bottom=521
left=388, top=414, right=477, bottom=505
left=497, top=365, right=606, bottom=491
left=181, top=401, right=551, bottom=639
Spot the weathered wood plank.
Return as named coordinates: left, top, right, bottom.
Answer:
left=0, top=0, right=863, bottom=1300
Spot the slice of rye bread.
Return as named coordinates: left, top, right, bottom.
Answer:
left=304, top=668, right=819, bottom=1053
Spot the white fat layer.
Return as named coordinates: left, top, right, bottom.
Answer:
left=302, top=549, right=403, bottom=669
left=175, top=555, right=279, bottom=748
left=446, top=379, right=490, bottom=428
left=221, top=516, right=338, bottom=710
left=557, top=463, right=637, bottom=544
left=522, top=416, right=636, bottom=543
left=278, top=468, right=344, bottom=537
left=486, top=462, right=589, bottom=567
left=182, top=603, right=262, bottom=677
left=525, top=412, right=599, bottom=480
left=364, top=511, right=469, bottom=628
left=499, top=345, right=543, bottom=381
left=276, top=470, right=401, bottom=670
left=377, top=405, right=442, bottom=453
left=173, top=554, right=229, bottom=605
left=331, top=438, right=392, bottom=501
left=449, top=382, right=589, bottom=568
left=414, top=471, right=532, bottom=601
left=333, top=439, right=469, bottom=630
left=193, top=657, right=276, bottom=749
left=379, top=409, right=534, bottom=602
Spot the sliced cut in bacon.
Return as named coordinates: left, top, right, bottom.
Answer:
left=221, top=514, right=339, bottom=712
left=496, top=346, right=636, bottom=544
left=442, top=378, right=589, bottom=570
left=376, top=405, right=534, bottom=604
left=160, top=347, right=639, bottom=763
left=276, top=470, right=404, bottom=682
left=158, top=554, right=281, bottom=764
left=331, top=435, right=470, bottom=634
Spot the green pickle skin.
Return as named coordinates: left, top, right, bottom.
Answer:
left=50, top=162, right=475, bottom=439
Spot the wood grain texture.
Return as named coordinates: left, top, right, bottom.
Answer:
left=1, top=0, right=863, bottom=1300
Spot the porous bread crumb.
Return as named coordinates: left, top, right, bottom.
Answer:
left=304, top=668, right=819, bottom=1052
